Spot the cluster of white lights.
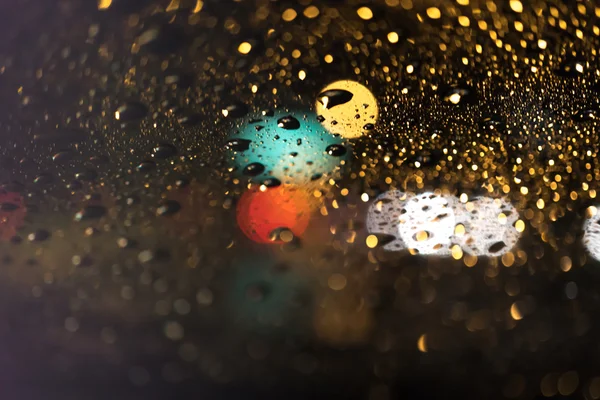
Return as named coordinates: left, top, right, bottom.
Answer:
left=367, top=191, right=521, bottom=257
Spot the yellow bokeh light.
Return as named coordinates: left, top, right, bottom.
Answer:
left=366, top=234, right=378, bottom=248
left=417, top=334, right=427, bottom=352
left=237, top=42, right=252, bottom=54
left=357, top=7, right=374, bottom=20
left=426, top=7, right=441, bottom=19
left=510, top=303, right=523, bottom=320
left=303, top=6, right=320, bottom=18
left=282, top=8, right=297, bottom=22
left=387, top=32, right=399, bottom=43
left=98, top=0, right=112, bottom=9
left=315, top=80, right=379, bottom=139
left=510, top=0, right=523, bottom=13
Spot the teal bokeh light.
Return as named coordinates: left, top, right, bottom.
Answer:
left=226, top=110, right=350, bottom=185
left=225, top=257, right=312, bottom=334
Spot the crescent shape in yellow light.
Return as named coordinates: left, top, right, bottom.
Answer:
left=315, top=80, right=378, bottom=139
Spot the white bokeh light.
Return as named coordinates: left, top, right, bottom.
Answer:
left=366, top=190, right=522, bottom=257
left=366, top=190, right=411, bottom=251
left=398, top=192, right=456, bottom=255
left=583, top=207, right=600, bottom=261
left=454, top=197, right=520, bottom=257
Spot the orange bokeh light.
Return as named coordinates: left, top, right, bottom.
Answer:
left=236, top=186, right=311, bottom=244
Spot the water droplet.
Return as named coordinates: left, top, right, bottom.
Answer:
left=138, top=24, right=186, bottom=54
left=164, top=70, right=193, bottom=88
left=174, top=177, right=190, bottom=188
left=261, top=177, right=281, bottom=188
left=75, top=169, right=98, bottom=181
left=34, top=128, right=88, bottom=144
left=153, top=143, right=178, bottom=159
left=137, top=160, right=156, bottom=172
left=157, top=200, right=181, bottom=216
left=480, top=115, right=505, bottom=132
left=74, top=205, right=107, bottom=221
left=442, top=86, right=474, bottom=105
left=243, top=162, right=266, bottom=176
left=277, top=115, right=301, bottom=130
left=28, top=229, right=50, bottom=242
left=33, top=174, right=53, bottom=185
left=326, top=144, right=347, bottom=157
left=115, top=102, right=148, bottom=121
left=52, top=151, right=74, bottom=163
left=225, top=138, right=252, bottom=152
left=177, top=113, right=202, bottom=126
left=67, top=180, right=82, bottom=190
left=317, top=89, right=354, bottom=109
left=268, top=227, right=295, bottom=242
left=556, top=58, right=586, bottom=77
left=222, top=102, right=248, bottom=118
left=572, top=109, right=598, bottom=122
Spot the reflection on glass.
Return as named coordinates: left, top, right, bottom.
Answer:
left=366, top=190, right=522, bottom=257
left=227, top=110, right=349, bottom=185
left=315, top=80, right=378, bottom=139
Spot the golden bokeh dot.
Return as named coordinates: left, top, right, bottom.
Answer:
left=426, top=7, right=441, bottom=19
left=328, top=273, right=347, bottom=291
left=237, top=42, right=252, bottom=54
left=510, top=302, right=522, bottom=320
left=417, top=334, right=427, bottom=352
left=451, top=245, right=463, bottom=260
left=357, top=6, right=373, bottom=20
left=282, top=8, right=297, bottom=21
left=366, top=234, right=378, bottom=248
left=590, top=377, right=600, bottom=399
left=315, top=80, right=379, bottom=139
left=510, top=0, right=524, bottom=13
left=540, top=373, right=558, bottom=397
left=515, top=220, right=525, bottom=232
left=464, top=254, right=478, bottom=267
left=387, top=32, right=399, bottom=43
left=560, top=256, right=572, bottom=272
left=557, top=371, right=579, bottom=396
left=303, top=5, right=319, bottom=18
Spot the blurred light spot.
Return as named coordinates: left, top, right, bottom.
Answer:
left=366, top=234, right=378, bottom=248
left=98, top=0, right=112, bottom=9
left=303, top=6, right=319, bottom=18
left=510, top=302, right=523, bottom=320
left=510, top=0, right=523, bottom=13
left=417, top=334, right=427, bottom=352
left=560, top=256, right=572, bottom=272
left=357, top=7, right=374, bottom=20
left=426, top=7, right=441, bottom=19
left=558, top=371, right=579, bottom=396
left=238, top=42, right=252, bottom=54
left=387, top=32, right=399, bottom=43
left=282, top=8, right=297, bottom=21
left=328, top=274, right=347, bottom=291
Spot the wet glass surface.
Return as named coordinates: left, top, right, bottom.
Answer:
left=1, top=0, right=600, bottom=398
